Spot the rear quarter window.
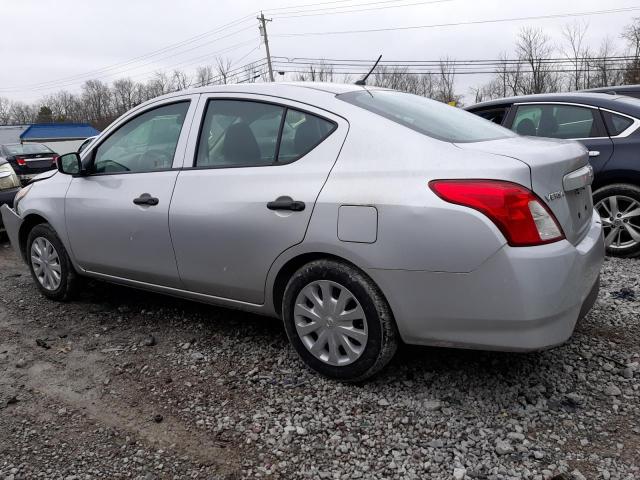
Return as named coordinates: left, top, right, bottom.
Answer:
left=602, top=110, right=635, bottom=136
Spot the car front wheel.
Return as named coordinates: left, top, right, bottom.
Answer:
left=282, top=259, right=398, bottom=381
left=27, top=223, right=79, bottom=300
left=594, top=184, right=640, bottom=258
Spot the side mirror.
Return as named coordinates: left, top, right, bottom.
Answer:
left=57, top=152, right=83, bottom=176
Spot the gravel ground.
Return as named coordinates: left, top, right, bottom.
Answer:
left=0, top=238, right=639, bottom=480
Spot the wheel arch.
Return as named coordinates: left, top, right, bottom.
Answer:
left=18, top=213, right=49, bottom=261
left=270, top=251, right=392, bottom=318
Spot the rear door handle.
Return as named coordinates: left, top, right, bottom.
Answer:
left=588, top=150, right=600, bottom=157
left=267, top=196, right=305, bottom=212
left=133, top=193, right=159, bottom=206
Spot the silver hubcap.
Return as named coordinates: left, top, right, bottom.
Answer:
left=294, top=280, right=368, bottom=366
left=595, top=195, right=640, bottom=250
left=30, top=237, right=62, bottom=291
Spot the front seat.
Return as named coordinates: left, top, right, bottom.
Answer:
left=516, top=118, right=537, bottom=136
left=222, top=122, right=261, bottom=165
left=537, top=109, right=559, bottom=137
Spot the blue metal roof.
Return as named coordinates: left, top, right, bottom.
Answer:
left=20, top=123, right=100, bottom=140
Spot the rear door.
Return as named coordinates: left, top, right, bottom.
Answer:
left=505, top=102, right=614, bottom=174
left=169, top=94, right=347, bottom=304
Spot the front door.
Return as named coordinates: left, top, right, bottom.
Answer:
left=169, top=96, right=347, bottom=304
left=65, top=99, right=195, bottom=287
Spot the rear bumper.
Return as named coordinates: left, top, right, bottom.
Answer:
left=367, top=210, right=605, bottom=351
left=0, top=204, right=23, bottom=255
left=0, top=187, right=20, bottom=231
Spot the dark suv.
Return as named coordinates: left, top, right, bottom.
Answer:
left=0, top=143, right=58, bottom=185
left=467, top=92, right=640, bottom=258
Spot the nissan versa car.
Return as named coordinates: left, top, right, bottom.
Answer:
left=1, top=83, right=604, bottom=381
left=467, top=92, right=640, bottom=257
left=0, top=143, right=59, bottom=184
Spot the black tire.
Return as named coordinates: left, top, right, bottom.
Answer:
left=26, top=223, right=79, bottom=301
left=593, top=183, right=640, bottom=258
left=282, top=259, right=398, bottom=382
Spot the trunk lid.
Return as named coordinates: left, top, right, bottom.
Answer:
left=13, top=152, right=56, bottom=172
left=455, top=136, right=593, bottom=245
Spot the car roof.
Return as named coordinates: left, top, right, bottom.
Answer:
left=581, top=84, right=640, bottom=93
left=466, top=92, right=640, bottom=116
left=143, top=82, right=387, bottom=108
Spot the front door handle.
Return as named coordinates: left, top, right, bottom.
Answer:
left=133, top=193, right=159, bottom=206
left=267, top=196, right=305, bottom=212
left=588, top=150, right=600, bottom=157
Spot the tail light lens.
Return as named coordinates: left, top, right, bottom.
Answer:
left=15, top=156, right=26, bottom=166
left=429, top=179, right=564, bottom=247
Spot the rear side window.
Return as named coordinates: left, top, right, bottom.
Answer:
left=4, top=143, right=53, bottom=155
left=195, top=100, right=335, bottom=168
left=338, top=90, right=514, bottom=143
left=512, top=104, right=599, bottom=139
left=602, top=111, right=635, bottom=136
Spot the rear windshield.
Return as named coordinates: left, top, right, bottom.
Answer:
left=4, top=143, right=54, bottom=155
left=338, top=90, right=515, bottom=143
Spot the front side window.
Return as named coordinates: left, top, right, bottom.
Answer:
left=512, top=104, right=599, bottom=139
left=338, top=90, right=514, bottom=143
left=195, top=100, right=336, bottom=167
left=92, top=102, right=189, bottom=174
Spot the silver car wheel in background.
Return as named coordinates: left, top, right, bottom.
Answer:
left=294, top=280, right=368, bottom=366
left=595, top=195, right=640, bottom=250
left=30, top=237, right=62, bottom=291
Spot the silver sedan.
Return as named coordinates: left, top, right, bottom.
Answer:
left=0, top=82, right=604, bottom=381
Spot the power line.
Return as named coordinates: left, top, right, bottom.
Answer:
left=268, top=0, right=451, bottom=18
left=22, top=39, right=259, bottom=95
left=271, top=7, right=640, bottom=37
left=0, top=15, right=257, bottom=92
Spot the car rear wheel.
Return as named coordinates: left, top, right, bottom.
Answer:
left=27, top=223, right=79, bottom=300
left=594, top=184, right=640, bottom=258
left=282, top=259, right=398, bottom=381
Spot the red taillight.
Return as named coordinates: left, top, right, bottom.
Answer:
left=429, top=179, right=564, bottom=247
left=15, top=157, right=26, bottom=166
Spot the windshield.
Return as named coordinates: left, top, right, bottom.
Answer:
left=338, top=90, right=515, bottom=143
left=4, top=143, right=54, bottom=155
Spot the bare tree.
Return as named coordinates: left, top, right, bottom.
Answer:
left=434, top=58, right=459, bottom=103
left=0, top=97, right=12, bottom=124
left=562, top=21, right=590, bottom=90
left=622, top=17, right=640, bottom=84
left=172, top=70, right=191, bottom=91
left=9, top=102, right=37, bottom=124
left=215, top=57, right=234, bottom=84
left=111, top=78, right=138, bottom=117
left=516, top=27, right=561, bottom=94
left=146, top=71, right=173, bottom=98
left=81, top=80, right=113, bottom=128
left=590, top=37, right=624, bottom=87
left=195, top=65, right=214, bottom=87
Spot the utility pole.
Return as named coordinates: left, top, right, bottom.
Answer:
left=258, top=12, right=275, bottom=82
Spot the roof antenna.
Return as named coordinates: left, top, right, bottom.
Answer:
left=355, top=55, right=382, bottom=86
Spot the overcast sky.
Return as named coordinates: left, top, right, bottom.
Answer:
left=1, top=0, right=638, bottom=103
